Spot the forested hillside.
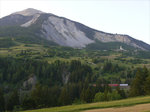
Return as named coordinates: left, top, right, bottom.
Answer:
left=0, top=47, right=150, bottom=111
left=0, top=5, right=149, bottom=112
left=0, top=31, right=150, bottom=111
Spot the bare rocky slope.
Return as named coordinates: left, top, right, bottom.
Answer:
left=0, top=8, right=150, bottom=50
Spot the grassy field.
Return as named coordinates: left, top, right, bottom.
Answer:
left=22, top=96, right=150, bottom=112
left=85, top=103, right=150, bottom=112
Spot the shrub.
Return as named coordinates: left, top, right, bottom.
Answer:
left=94, top=90, right=121, bottom=102
left=94, top=92, right=105, bottom=102
left=107, top=91, right=121, bottom=101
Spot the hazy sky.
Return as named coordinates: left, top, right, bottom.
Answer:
left=0, top=0, right=150, bottom=44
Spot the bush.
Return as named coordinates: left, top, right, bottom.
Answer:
left=72, top=99, right=86, bottom=105
left=94, top=90, right=121, bottom=102
left=107, top=91, right=121, bottom=101
left=94, top=92, right=105, bottom=102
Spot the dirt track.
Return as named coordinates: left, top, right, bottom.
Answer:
left=84, top=103, right=150, bottom=112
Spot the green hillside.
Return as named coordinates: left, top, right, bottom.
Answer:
left=22, top=96, right=150, bottom=112
left=0, top=40, right=150, bottom=112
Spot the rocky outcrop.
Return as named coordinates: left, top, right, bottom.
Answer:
left=94, top=32, right=145, bottom=50
left=42, top=16, right=94, bottom=48
left=21, top=14, right=40, bottom=27
left=12, top=8, right=43, bottom=16
left=23, top=75, right=37, bottom=90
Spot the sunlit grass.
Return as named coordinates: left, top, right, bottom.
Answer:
left=22, top=96, right=150, bottom=112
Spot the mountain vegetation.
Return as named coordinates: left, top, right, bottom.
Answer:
left=0, top=46, right=150, bottom=111
left=0, top=8, right=150, bottom=112
left=20, top=96, right=150, bottom=112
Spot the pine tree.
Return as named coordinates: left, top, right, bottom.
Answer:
left=80, top=88, right=86, bottom=102
left=144, top=72, right=150, bottom=95
left=0, top=88, right=5, bottom=112
left=31, top=84, right=44, bottom=108
left=6, top=90, right=20, bottom=111
left=21, top=95, right=35, bottom=110
left=59, top=87, right=71, bottom=106
left=84, top=87, right=92, bottom=103
left=80, top=87, right=93, bottom=103
left=130, top=67, right=148, bottom=96
left=116, top=86, right=126, bottom=98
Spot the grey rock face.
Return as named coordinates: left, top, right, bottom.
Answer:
left=13, top=8, right=43, bottom=16
left=94, top=32, right=145, bottom=50
left=21, top=14, right=40, bottom=27
left=42, top=16, right=94, bottom=48
left=23, top=75, right=37, bottom=90
left=0, top=8, right=43, bottom=26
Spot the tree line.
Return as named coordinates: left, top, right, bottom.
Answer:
left=0, top=57, right=150, bottom=111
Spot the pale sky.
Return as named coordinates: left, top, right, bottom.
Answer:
left=0, top=0, right=150, bottom=44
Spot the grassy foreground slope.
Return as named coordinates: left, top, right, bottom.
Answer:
left=85, top=103, right=150, bottom=112
left=22, top=96, right=150, bottom=112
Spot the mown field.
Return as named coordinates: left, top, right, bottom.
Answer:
left=22, top=96, right=150, bottom=112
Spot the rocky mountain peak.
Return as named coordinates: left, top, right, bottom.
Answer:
left=12, top=8, right=44, bottom=16
left=0, top=8, right=149, bottom=51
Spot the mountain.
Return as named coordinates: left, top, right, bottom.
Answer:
left=0, top=8, right=150, bottom=50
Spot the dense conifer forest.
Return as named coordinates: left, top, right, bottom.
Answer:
left=0, top=32, right=150, bottom=111
left=0, top=55, right=150, bottom=111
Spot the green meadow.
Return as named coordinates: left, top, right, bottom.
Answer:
left=22, top=96, right=150, bottom=112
